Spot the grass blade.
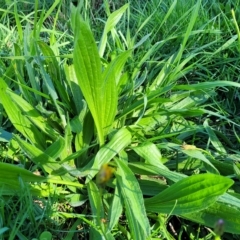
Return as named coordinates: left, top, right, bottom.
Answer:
left=99, top=3, right=129, bottom=57
left=203, top=119, right=227, bottom=154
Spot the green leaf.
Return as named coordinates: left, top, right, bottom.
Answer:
left=117, top=83, right=174, bottom=120
left=0, top=78, right=46, bottom=149
left=115, top=158, right=150, bottom=240
left=102, top=50, right=132, bottom=135
left=182, top=200, right=240, bottom=234
left=0, top=162, right=45, bottom=188
left=44, top=136, right=65, bottom=160
left=35, top=55, right=67, bottom=127
left=144, top=173, right=233, bottom=215
left=87, top=181, right=106, bottom=239
left=99, top=3, right=129, bottom=57
left=174, top=80, right=240, bottom=91
left=132, top=142, right=167, bottom=169
left=37, top=41, right=70, bottom=109
left=15, top=135, right=63, bottom=174
left=65, top=193, right=88, bottom=207
left=75, top=111, right=95, bottom=167
left=73, top=14, right=103, bottom=141
left=7, top=88, right=59, bottom=140
left=0, top=128, right=12, bottom=142
left=23, top=24, right=41, bottom=103
left=73, top=14, right=118, bottom=145
left=39, top=231, right=52, bottom=240
left=14, top=2, right=23, bottom=43
left=64, top=63, right=83, bottom=114
left=138, top=178, right=168, bottom=196
left=218, top=193, right=240, bottom=211
left=37, top=41, right=60, bottom=82
left=86, top=128, right=131, bottom=182
left=61, top=121, right=73, bottom=161
left=87, top=181, right=104, bottom=225
left=62, top=219, right=82, bottom=240
left=181, top=149, right=219, bottom=174
left=203, top=119, right=227, bottom=154
left=107, top=184, right=123, bottom=232
left=0, top=227, right=9, bottom=235
left=129, top=162, right=185, bottom=183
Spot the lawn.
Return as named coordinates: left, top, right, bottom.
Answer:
left=0, top=0, right=240, bottom=239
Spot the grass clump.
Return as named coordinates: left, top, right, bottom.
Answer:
left=1, top=0, right=240, bottom=239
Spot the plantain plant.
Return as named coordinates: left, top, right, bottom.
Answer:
left=1, top=0, right=240, bottom=239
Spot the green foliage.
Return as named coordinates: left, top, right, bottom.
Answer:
left=73, top=11, right=119, bottom=145
left=145, top=174, right=233, bottom=215
left=116, top=158, right=150, bottom=239
left=1, top=0, right=240, bottom=239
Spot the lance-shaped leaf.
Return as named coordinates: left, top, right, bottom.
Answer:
left=182, top=198, right=240, bottom=234
left=87, top=181, right=105, bottom=239
left=144, top=173, right=233, bottom=215
left=37, top=41, right=71, bottom=109
left=15, top=135, right=64, bottom=174
left=115, top=158, right=150, bottom=240
left=73, top=14, right=103, bottom=143
left=101, top=50, right=132, bottom=134
left=6, top=87, right=59, bottom=140
left=181, top=149, right=219, bottom=174
left=73, top=13, right=118, bottom=145
left=107, top=183, right=123, bottom=232
left=98, top=3, right=129, bottom=57
left=0, top=162, right=45, bottom=188
left=132, top=142, right=167, bottom=169
left=0, top=78, right=46, bottom=149
left=86, top=128, right=131, bottom=182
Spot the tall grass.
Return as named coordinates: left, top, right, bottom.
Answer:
left=0, top=0, right=240, bottom=239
